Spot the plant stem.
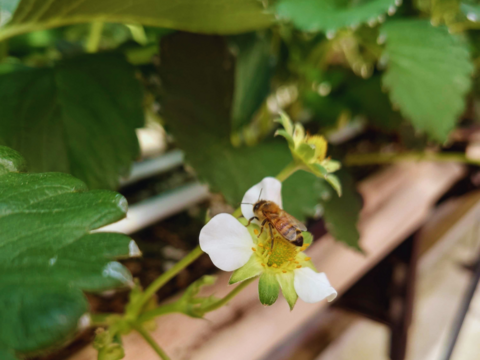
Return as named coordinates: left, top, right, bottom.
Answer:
left=138, top=303, right=181, bottom=323
left=134, top=325, right=171, bottom=360
left=86, top=22, right=104, bottom=53
left=90, top=313, right=113, bottom=326
left=276, top=161, right=300, bottom=182
left=344, top=152, right=480, bottom=167
left=202, top=276, right=257, bottom=313
left=135, top=245, right=203, bottom=314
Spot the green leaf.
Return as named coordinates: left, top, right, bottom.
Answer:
left=0, top=286, right=88, bottom=353
left=346, top=76, right=402, bottom=131
left=0, top=146, right=26, bottom=175
left=230, top=32, right=275, bottom=130
left=319, top=170, right=361, bottom=250
left=275, top=0, right=398, bottom=33
left=158, top=32, right=324, bottom=221
left=0, top=53, right=143, bottom=189
left=0, top=0, right=274, bottom=41
left=282, top=171, right=322, bottom=219
left=0, top=148, right=138, bottom=354
left=381, top=20, right=473, bottom=142
left=229, top=255, right=263, bottom=284
left=0, top=347, right=19, bottom=360
left=276, top=272, right=297, bottom=310
left=258, top=272, right=280, bottom=306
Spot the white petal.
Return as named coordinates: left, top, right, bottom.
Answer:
left=199, top=213, right=254, bottom=271
left=294, top=267, right=337, bottom=303
left=241, top=177, right=283, bottom=220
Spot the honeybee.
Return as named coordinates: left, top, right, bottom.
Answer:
left=246, top=200, right=307, bottom=247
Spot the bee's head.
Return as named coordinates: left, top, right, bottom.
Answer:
left=253, top=200, right=268, bottom=214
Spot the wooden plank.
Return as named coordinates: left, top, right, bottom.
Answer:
left=70, top=162, right=464, bottom=360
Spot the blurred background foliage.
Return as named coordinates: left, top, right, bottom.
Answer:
left=1, top=0, right=480, bottom=357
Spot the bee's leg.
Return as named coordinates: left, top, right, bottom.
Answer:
left=258, top=219, right=267, bottom=238
left=269, top=223, right=275, bottom=250
left=246, top=216, right=259, bottom=227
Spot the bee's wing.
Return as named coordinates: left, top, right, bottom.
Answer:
left=285, top=212, right=307, bottom=231
left=271, top=211, right=307, bottom=241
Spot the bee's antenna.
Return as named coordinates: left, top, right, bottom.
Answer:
left=241, top=202, right=254, bottom=205
left=258, top=188, right=263, bottom=201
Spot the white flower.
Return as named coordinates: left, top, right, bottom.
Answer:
left=199, top=177, right=337, bottom=309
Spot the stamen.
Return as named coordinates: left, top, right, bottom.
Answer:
left=268, top=251, right=272, bottom=255
left=261, top=263, right=265, bottom=267
left=254, top=229, right=259, bottom=235
left=296, top=265, right=302, bottom=268
left=258, top=243, right=264, bottom=248
left=294, top=261, right=299, bottom=264
left=252, top=247, right=256, bottom=252
left=272, top=264, right=278, bottom=268
left=282, top=270, right=287, bottom=273
left=305, top=257, right=311, bottom=261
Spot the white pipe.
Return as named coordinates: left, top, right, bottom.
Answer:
left=97, top=182, right=209, bottom=234
left=120, top=150, right=184, bottom=186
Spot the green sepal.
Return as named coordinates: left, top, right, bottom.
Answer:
left=178, top=275, right=219, bottom=318
left=182, top=275, right=217, bottom=300
left=274, top=129, right=294, bottom=148
left=275, top=111, right=294, bottom=135
left=296, top=143, right=316, bottom=163
left=258, top=272, right=280, bottom=306
left=309, top=163, right=329, bottom=177
left=322, top=160, right=341, bottom=173
left=326, top=174, right=342, bottom=197
left=0, top=146, right=26, bottom=175
left=293, top=123, right=305, bottom=148
left=229, top=255, right=263, bottom=284
left=237, top=217, right=248, bottom=226
left=297, top=252, right=317, bottom=272
left=94, top=328, right=125, bottom=360
left=302, top=232, right=313, bottom=246
left=276, top=272, right=297, bottom=311
left=244, top=222, right=266, bottom=245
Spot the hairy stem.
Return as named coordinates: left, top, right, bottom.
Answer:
left=276, top=161, right=300, bottom=182
left=344, top=152, right=480, bottom=166
left=138, top=303, right=181, bottom=323
left=135, top=325, right=171, bottom=360
left=134, top=245, right=203, bottom=314
left=202, top=276, right=257, bottom=313
left=90, top=313, right=113, bottom=327
left=86, top=22, right=104, bottom=53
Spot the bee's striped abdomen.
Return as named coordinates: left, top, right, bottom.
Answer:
left=272, top=216, right=297, bottom=241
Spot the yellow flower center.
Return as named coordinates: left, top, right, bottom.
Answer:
left=267, top=237, right=297, bottom=267
left=250, top=227, right=311, bottom=273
